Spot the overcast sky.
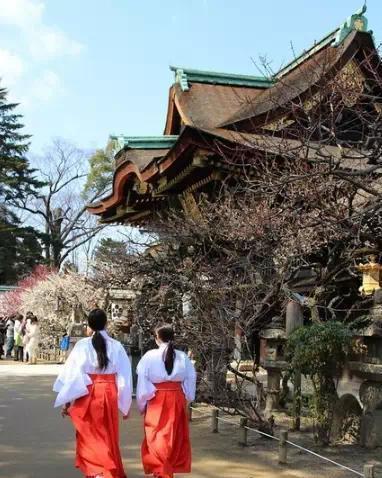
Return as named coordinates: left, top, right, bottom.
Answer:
left=1, top=0, right=381, bottom=154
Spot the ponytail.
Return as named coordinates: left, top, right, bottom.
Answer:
left=92, top=330, right=109, bottom=370
left=155, top=324, right=176, bottom=375
left=88, top=309, right=109, bottom=370
left=164, top=340, right=175, bottom=375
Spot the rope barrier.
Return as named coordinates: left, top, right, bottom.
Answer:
left=190, top=406, right=364, bottom=477
left=283, top=440, right=363, bottom=477
left=244, top=424, right=279, bottom=441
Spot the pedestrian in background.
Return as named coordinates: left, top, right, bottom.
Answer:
left=22, top=312, right=33, bottom=362
left=13, top=314, right=24, bottom=361
left=59, top=332, right=70, bottom=363
left=5, top=315, right=15, bottom=359
left=25, top=316, right=40, bottom=364
left=0, top=317, right=5, bottom=359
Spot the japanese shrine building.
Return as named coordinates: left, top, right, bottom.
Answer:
left=87, top=6, right=376, bottom=225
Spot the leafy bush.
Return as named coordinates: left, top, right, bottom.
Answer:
left=286, top=321, right=353, bottom=444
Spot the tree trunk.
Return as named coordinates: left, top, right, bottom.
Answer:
left=314, top=376, right=337, bottom=446
left=51, top=208, right=64, bottom=268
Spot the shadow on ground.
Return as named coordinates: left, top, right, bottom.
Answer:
left=0, top=373, right=367, bottom=478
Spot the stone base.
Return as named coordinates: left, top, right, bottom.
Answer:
left=360, top=411, right=382, bottom=448
left=331, top=394, right=362, bottom=444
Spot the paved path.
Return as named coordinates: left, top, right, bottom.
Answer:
left=0, top=363, right=324, bottom=478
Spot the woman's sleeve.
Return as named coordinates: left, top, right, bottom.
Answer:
left=116, top=345, right=133, bottom=416
left=182, top=354, right=197, bottom=402
left=26, top=325, right=36, bottom=339
left=52, top=342, right=92, bottom=408
left=29, top=326, right=37, bottom=339
left=136, top=354, right=156, bottom=413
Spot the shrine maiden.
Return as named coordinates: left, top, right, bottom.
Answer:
left=137, top=324, right=196, bottom=478
left=53, top=309, right=132, bottom=478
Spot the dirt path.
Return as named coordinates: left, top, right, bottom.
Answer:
left=0, top=363, right=371, bottom=478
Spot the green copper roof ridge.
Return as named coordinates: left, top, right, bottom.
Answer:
left=170, top=65, right=274, bottom=91
left=170, top=65, right=273, bottom=82
left=275, top=28, right=339, bottom=79
left=109, top=135, right=179, bottom=141
left=276, top=4, right=370, bottom=79
left=109, top=135, right=179, bottom=151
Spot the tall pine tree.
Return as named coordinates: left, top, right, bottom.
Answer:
left=0, top=83, right=43, bottom=284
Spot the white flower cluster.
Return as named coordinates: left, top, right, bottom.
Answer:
left=19, top=272, right=107, bottom=348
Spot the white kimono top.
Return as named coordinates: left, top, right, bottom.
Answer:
left=53, top=331, right=132, bottom=416
left=136, top=343, right=197, bottom=413
left=25, top=323, right=40, bottom=353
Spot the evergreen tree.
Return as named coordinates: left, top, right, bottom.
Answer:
left=0, top=83, right=43, bottom=283
left=93, top=237, right=128, bottom=264
left=0, top=85, right=41, bottom=201
left=83, top=148, right=113, bottom=198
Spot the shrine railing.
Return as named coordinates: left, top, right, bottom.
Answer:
left=37, top=346, right=61, bottom=362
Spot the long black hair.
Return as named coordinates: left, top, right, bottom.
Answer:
left=156, top=324, right=175, bottom=375
left=88, top=309, right=109, bottom=370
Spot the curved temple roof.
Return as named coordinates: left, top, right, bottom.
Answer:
left=87, top=6, right=376, bottom=224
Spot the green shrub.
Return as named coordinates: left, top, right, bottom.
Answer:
left=286, top=321, right=352, bottom=444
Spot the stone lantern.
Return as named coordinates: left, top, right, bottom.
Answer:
left=260, top=316, right=287, bottom=416
left=357, top=255, right=382, bottom=296
left=343, top=289, right=382, bottom=448
left=67, top=306, right=87, bottom=352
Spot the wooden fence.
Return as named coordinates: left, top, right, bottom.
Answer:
left=38, top=346, right=61, bottom=362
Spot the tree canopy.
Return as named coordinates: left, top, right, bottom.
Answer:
left=0, top=85, right=42, bottom=202
left=0, top=84, right=43, bottom=283
left=83, top=148, right=113, bottom=199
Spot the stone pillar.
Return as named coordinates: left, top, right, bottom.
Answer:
left=360, top=381, right=382, bottom=448
left=260, top=316, right=285, bottom=417
left=233, top=299, right=243, bottom=362
left=67, top=307, right=86, bottom=353
left=265, top=369, right=281, bottom=417
left=286, top=300, right=303, bottom=336
left=286, top=300, right=303, bottom=430
left=233, top=321, right=243, bottom=362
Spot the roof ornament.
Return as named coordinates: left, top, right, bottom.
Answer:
left=174, top=68, right=190, bottom=92
left=108, top=135, right=179, bottom=152
left=104, top=135, right=127, bottom=156
left=117, top=134, right=128, bottom=152
left=334, top=4, right=370, bottom=46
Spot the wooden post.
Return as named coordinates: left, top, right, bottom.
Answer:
left=286, top=301, right=303, bottom=431
left=211, top=409, right=219, bottom=433
left=364, top=464, right=375, bottom=478
left=278, top=431, right=288, bottom=465
left=238, top=417, right=248, bottom=446
left=138, top=329, right=144, bottom=357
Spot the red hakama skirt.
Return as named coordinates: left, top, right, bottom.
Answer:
left=142, top=381, right=191, bottom=478
left=69, top=373, right=127, bottom=478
